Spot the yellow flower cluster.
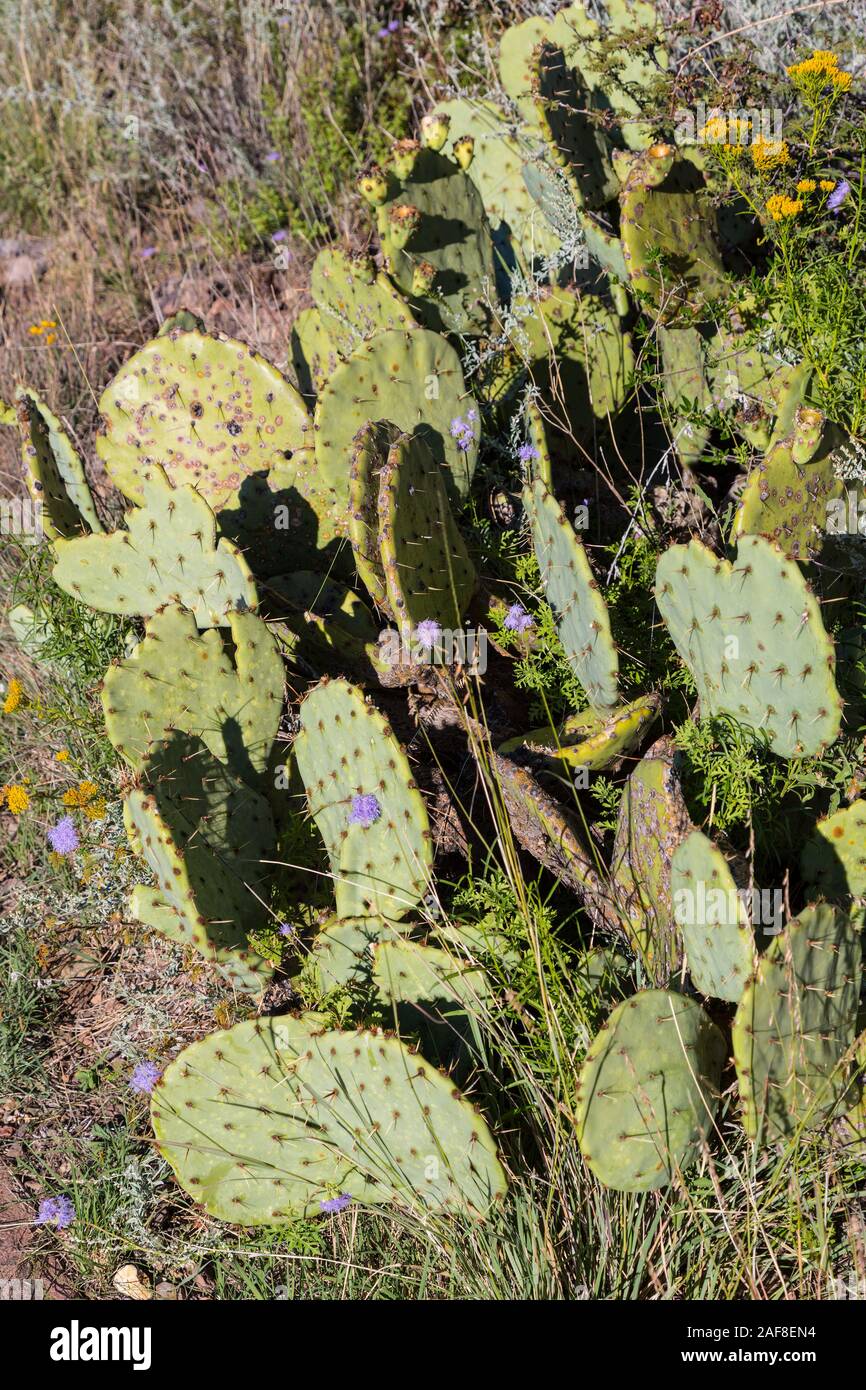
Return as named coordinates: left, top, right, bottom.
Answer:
left=820, top=179, right=836, bottom=191
left=55, top=749, right=70, bottom=762
left=62, top=779, right=106, bottom=821
left=766, top=194, right=803, bottom=222
left=2, top=678, right=23, bottom=713
left=787, top=50, right=852, bottom=92
left=751, top=138, right=790, bottom=172
left=27, top=318, right=57, bottom=345
left=796, top=179, right=817, bottom=192
left=1, top=784, right=30, bottom=814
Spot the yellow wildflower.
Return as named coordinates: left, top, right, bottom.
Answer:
left=45, top=334, right=56, bottom=345
left=63, top=779, right=99, bottom=808
left=2, top=784, right=30, bottom=814
left=55, top=749, right=70, bottom=762
left=751, top=138, right=790, bottom=172
left=28, top=324, right=43, bottom=336
left=787, top=50, right=840, bottom=79
left=831, top=69, right=853, bottom=92
left=820, top=179, right=836, bottom=191
left=2, top=678, right=23, bottom=713
left=796, top=179, right=817, bottom=192
left=765, top=194, right=803, bottom=222
left=83, top=797, right=107, bottom=822
left=699, top=115, right=729, bottom=143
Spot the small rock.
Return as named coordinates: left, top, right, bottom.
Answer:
left=112, top=1264, right=152, bottom=1300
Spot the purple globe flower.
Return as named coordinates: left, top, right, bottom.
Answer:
left=36, top=1195, right=75, bottom=1230
left=139, top=246, right=157, bottom=260
left=504, top=602, right=533, bottom=633
left=414, top=619, right=441, bottom=648
left=518, top=443, right=539, bottom=464
left=130, top=1061, right=162, bottom=1095
left=828, top=179, right=851, bottom=213
left=272, top=229, right=288, bottom=242
left=264, top=150, right=282, bottom=163
left=449, top=408, right=477, bottom=452
left=278, top=921, right=297, bottom=938
left=47, top=816, right=79, bottom=855
left=348, top=793, right=381, bottom=828
left=320, top=1193, right=352, bottom=1213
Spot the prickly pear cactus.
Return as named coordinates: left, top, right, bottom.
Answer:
left=512, top=285, right=635, bottom=428
left=151, top=1013, right=507, bottom=1221
left=616, top=145, right=726, bottom=316
left=311, top=247, right=416, bottom=345
left=52, top=465, right=258, bottom=626
left=16, top=389, right=103, bottom=539
left=532, top=40, right=619, bottom=210
left=576, top=990, right=725, bottom=1191
left=655, top=534, right=842, bottom=759
left=293, top=678, right=433, bottom=920
left=524, top=479, right=619, bottom=709
left=731, top=407, right=844, bottom=559
left=498, top=693, right=660, bottom=773
left=96, top=328, right=311, bottom=510
left=309, top=915, right=411, bottom=993
left=801, top=798, right=866, bottom=905
left=373, top=936, right=491, bottom=1011
left=671, top=829, right=755, bottom=1003
left=102, top=605, right=283, bottom=780
left=347, top=420, right=396, bottom=612
left=611, top=736, right=693, bottom=981
left=377, top=432, right=476, bottom=630
left=291, top=306, right=341, bottom=399
left=125, top=735, right=275, bottom=991
left=314, top=329, right=478, bottom=507
left=732, top=903, right=861, bottom=1142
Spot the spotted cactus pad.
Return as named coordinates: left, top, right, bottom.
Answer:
left=671, top=829, right=755, bottom=1003
left=96, top=328, right=311, bottom=511
left=731, top=407, right=844, bottom=559
left=576, top=990, right=725, bottom=1191
left=655, top=534, right=842, bottom=759
left=17, top=388, right=103, bottom=539
left=52, top=465, right=258, bottom=627
left=151, top=1013, right=507, bottom=1221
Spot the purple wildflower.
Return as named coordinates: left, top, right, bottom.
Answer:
left=827, top=179, right=851, bottom=213
left=518, top=443, right=540, bottom=465
left=450, top=407, right=477, bottom=452
left=377, top=19, right=400, bottom=37
left=278, top=921, right=297, bottom=938
left=264, top=150, right=282, bottom=163
left=36, top=1196, right=75, bottom=1230
left=348, top=793, right=381, bottom=829
left=47, top=816, right=79, bottom=855
left=414, top=618, right=441, bottom=648
left=320, top=1193, right=352, bottom=1213
left=129, top=1061, right=161, bottom=1095
left=272, top=229, right=288, bottom=242
left=139, top=246, right=157, bottom=260
left=504, top=602, right=533, bottom=633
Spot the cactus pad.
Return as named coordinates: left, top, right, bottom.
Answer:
left=16, top=389, right=103, bottom=539
left=293, top=678, right=433, bottom=920
left=310, top=914, right=410, bottom=993
left=311, top=247, right=415, bottom=344
left=524, top=478, right=619, bottom=709
left=102, top=605, right=282, bottom=780
left=52, top=465, right=258, bottom=626
left=314, top=329, right=478, bottom=507
left=151, top=1013, right=507, bottom=1220
left=576, top=990, right=725, bottom=1191
left=801, top=798, right=866, bottom=904
left=655, top=534, right=842, bottom=759
left=97, top=328, right=311, bottom=510
left=732, top=903, right=861, bottom=1141
left=377, top=431, right=476, bottom=630
left=498, top=693, right=660, bottom=773
left=347, top=420, right=396, bottom=611
left=671, top=829, right=755, bottom=1002
left=731, top=407, right=844, bottom=559
left=290, top=307, right=342, bottom=399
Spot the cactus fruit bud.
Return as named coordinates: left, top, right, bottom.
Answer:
left=357, top=165, right=389, bottom=205
left=452, top=134, right=475, bottom=170
left=420, top=112, right=451, bottom=150
left=411, top=260, right=437, bottom=295
left=391, top=138, right=421, bottom=179
left=388, top=203, right=421, bottom=249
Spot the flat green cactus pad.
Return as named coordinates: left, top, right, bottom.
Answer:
left=373, top=936, right=491, bottom=1011
left=656, top=324, right=714, bottom=465
left=655, top=534, right=842, bottom=759
left=158, top=309, right=205, bottom=336
left=671, top=829, right=755, bottom=1003
left=498, top=693, right=660, bottom=773
left=290, top=306, right=342, bottom=399
left=125, top=735, right=275, bottom=991
left=499, top=15, right=553, bottom=125
left=733, top=903, right=861, bottom=1141
left=52, top=465, right=258, bottom=626
left=293, top=678, right=432, bottom=920
left=347, top=420, right=397, bottom=612
left=311, top=248, right=415, bottom=344
left=16, top=388, right=103, bottom=539
left=378, top=431, right=476, bottom=630
left=576, top=990, right=725, bottom=1191
left=151, top=1013, right=507, bottom=1221
left=524, top=478, right=619, bottom=709
left=532, top=40, right=619, bottom=210
left=309, top=914, right=411, bottom=993
left=611, top=736, right=693, bottom=981
left=96, top=328, right=311, bottom=510
left=102, top=605, right=282, bottom=780
left=435, top=97, right=561, bottom=264
left=512, top=285, right=634, bottom=428
left=314, top=329, right=478, bottom=508
left=731, top=407, right=844, bottom=559
left=801, top=798, right=866, bottom=903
